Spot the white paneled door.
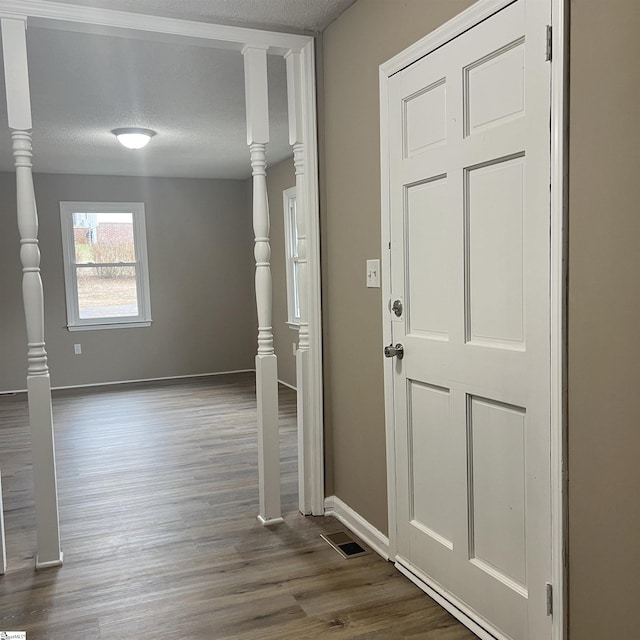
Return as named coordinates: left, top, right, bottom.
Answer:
left=387, top=1, right=552, bottom=638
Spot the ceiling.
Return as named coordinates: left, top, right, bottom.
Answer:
left=0, top=0, right=356, bottom=179
left=39, top=0, right=356, bottom=33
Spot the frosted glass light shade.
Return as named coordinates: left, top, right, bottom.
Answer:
left=112, top=128, right=156, bottom=150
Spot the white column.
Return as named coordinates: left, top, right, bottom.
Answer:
left=285, top=50, right=312, bottom=515
left=0, top=471, right=5, bottom=574
left=2, top=17, right=63, bottom=568
left=243, top=45, right=282, bottom=526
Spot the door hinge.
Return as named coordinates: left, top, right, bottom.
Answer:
left=545, top=25, right=552, bottom=61
left=546, top=582, right=553, bottom=616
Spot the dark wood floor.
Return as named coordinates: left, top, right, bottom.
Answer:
left=0, top=372, right=477, bottom=639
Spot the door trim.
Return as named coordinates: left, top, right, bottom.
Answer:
left=379, top=1, right=567, bottom=638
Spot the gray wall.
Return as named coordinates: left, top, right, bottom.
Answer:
left=321, top=0, right=475, bottom=533
left=568, top=1, right=640, bottom=638
left=0, top=172, right=255, bottom=391
left=265, top=157, right=297, bottom=389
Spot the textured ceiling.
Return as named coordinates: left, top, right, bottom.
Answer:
left=38, top=0, right=356, bottom=32
left=0, top=26, right=290, bottom=178
left=39, top=0, right=356, bottom=33
left=0, top=0, right=356, bottom=179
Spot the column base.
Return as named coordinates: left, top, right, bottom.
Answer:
left=256, top=354, right=282, bottom=523
left=257, top=515, right=284, bottom=527
left=36, top=551, right=63, bottom=570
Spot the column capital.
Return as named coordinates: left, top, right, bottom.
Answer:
left=243, top=45, right=269, bottom=145
left=286, top=49, right=303, bottom=146
left=1, top=17, right=32, bottom=130
left=241, top=43, right=270, bottom=55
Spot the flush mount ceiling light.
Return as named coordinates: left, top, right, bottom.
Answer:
left=112, top=127, right=156, bottom=150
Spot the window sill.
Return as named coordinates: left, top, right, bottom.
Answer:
left=286, top=322, right=300, bottom=331
left=67, top=320, right=152, bottom=332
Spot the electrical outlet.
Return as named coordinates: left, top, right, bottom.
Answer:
left=73, top=343, right=82, bottom=355
left=366, top=259, right=380, bottom=288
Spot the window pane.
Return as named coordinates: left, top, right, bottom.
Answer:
left=76, top=265, right=139, bottom=319
left=72, top=212, right=135, bottom=264
left=293, top=262, right=300, bottom=320
left=289, top=201, right=299, bottom=259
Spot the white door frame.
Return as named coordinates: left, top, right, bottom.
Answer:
left=379, top=1, right=567, bottom=638
left=0, top=0, right=325, bottom=556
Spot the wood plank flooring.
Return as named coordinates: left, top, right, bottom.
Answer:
left=0, top=373, right=477, bottom=639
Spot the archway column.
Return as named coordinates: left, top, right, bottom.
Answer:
left=285, top=50, right=312, bottom=515
left=243, top=44, right=282, bottom=526
left=0, top=471, right=5, bottom=574
left=1, top=16, right=63, bottom=568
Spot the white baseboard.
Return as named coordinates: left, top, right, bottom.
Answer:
left=57, top=369, right=254, bottom=392
left=278, top=379, right=297, bottom=391
left=322, top=497, right=501, bottom=640
left=0, top=369, right=255, bottom=395
left=1, top=370, right=297, bottom=396
left=324, top=495, right=390, bottom=561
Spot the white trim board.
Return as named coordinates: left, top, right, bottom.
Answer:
left=381, top=0, right=517, bottom=77
left=549, top=0, right=569, bottom=636
left=0, top=369, right=255, bottom=395
left=53, top=369, right=256, bottom=391
left=4, top=371, right=298, bottom=396
left=379, top=1, right=567, bottom=639
left=300, top=38, right=325, bottom=517
left=278, top=379, right=297, bottom=391
left=0, top=0, right=310, bottom=54
left=324, top=496, right=391, bottom=561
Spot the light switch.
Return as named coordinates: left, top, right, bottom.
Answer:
left=73, top=343, right=82, bottom=355
left=366, top=259, right=380, bottom=288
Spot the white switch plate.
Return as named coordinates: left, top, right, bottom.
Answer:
left=366, top=259, right=380, bottom=288
left=73, top=343, right=82, bottom=355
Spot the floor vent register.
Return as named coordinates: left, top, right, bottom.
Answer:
left=321, top=531, right=369, bottom=559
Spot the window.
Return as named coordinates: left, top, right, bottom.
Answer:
left=60, top=202, right=152, bottom=330
left=283, top=187, right=300, bottom=327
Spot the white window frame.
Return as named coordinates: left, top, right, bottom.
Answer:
left=283, top=186, right=300, bottom=328
left=59, top=201, right=152, bottom=331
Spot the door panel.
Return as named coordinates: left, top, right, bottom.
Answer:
left=388, top=1, right=551, bottom=639
left=404, top=80, right=447, bottom=156
left=465, top=39, right=525, bottom=135
left=468, top=396, right=527, bottom=590
left=406, top=178, right=449, bottom=338
left=466, top=155, right=525, bottom=347
left=408, top=381, right=453, bottom=547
